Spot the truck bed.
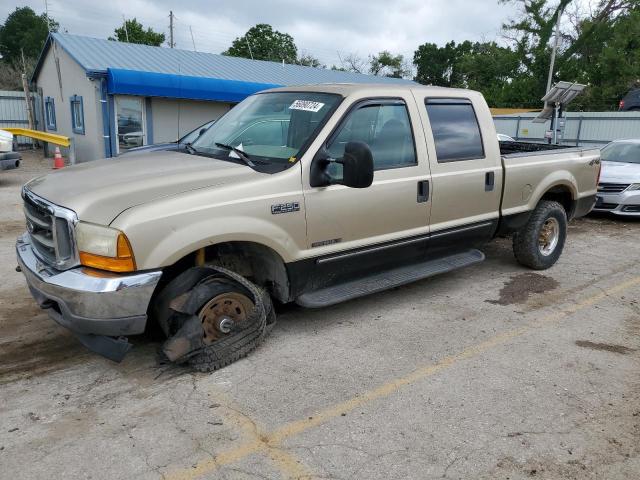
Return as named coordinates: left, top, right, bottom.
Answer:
left=499, top=142, right=600, bottom=218
left=499, top=140, right=571, bottom=155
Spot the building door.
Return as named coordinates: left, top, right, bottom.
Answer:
left=115, top=96, right=146, bottom=153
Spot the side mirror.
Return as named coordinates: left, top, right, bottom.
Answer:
left=310, top=141, right=374, bottom=189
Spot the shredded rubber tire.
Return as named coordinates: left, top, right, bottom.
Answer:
left=157, top=266, right=275, bottom=372
left=513, top=200, right=567, bottom=270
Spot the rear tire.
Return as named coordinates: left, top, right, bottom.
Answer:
left=513, top=200, right=567, bottom=270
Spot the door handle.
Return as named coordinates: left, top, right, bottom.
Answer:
left=485, top=172, right=495, bottom=192
left=417, top=180, right=429, bottom=203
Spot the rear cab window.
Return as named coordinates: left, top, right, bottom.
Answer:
left=425, top=98, right=484, bottom=162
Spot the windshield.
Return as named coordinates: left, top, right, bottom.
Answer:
left=179, top=120, right=216, bottom=144
left=192, top=92, right=341, bottom=167
left=601, top=142, right=640, bottom=164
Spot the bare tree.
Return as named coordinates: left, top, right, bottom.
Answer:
left=337, top=52, right=367, bottom=74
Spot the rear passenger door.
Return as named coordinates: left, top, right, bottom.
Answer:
left=414, top=95, right=503, bottom=254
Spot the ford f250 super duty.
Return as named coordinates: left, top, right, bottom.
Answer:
left=16, top=84, right=600, bottom=369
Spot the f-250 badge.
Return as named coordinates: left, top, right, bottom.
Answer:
left=271, top=202, right=300, bottom=215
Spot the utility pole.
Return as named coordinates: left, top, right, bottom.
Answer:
left=122, top=15, right=129, bottom=42
left=169, top=11, right=175, bottom=48
left=245, top=36, right=254, bottom=60
left=545, top=7, right=563, bottom=95
left=189, top=26, right=196, bottom=51
left=545, top=7, right=563, bottom=144
left=44, top=0, right=50, bottom=31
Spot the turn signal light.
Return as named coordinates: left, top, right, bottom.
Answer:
left=79, top=233, right=136, bottom=273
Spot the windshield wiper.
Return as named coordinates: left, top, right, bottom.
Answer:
left=215, top=142, right=255, bottom=167
left=183, top=142, right=198, bottom=155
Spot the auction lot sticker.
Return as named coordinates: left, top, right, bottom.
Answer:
left=289, top=100, right=325, bottom=112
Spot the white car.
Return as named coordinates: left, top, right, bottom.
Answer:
left=593, top=139, right=640, bottom=216
left=0, top=129, right=20, bottom=171
left=497, top=133, right=515, bottom=142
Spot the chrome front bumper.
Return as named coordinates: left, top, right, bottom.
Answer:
left=16, top=233, right=162, bottom=360
left=593, top=189, right=640, bottom=216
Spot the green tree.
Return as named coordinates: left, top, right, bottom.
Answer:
left=500, top=0, right=638, bottom=109
left=413, top=41, right=472, bottom=87
left=109, top=18, right=165, bottom=46
left=224, top=24, right=297, bottom=64
left=369, top=51, right=410, bottom=78
left=0, top=7, right=57, bottom=65
left=560, top=5, right=640, bottom=110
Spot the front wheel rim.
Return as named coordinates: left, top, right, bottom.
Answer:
left=198, top=292, right=254, bottom=344
left=538, top=217, right=560, bottom=256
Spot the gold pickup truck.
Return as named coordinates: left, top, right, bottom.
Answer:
left=16, top=84, right=600, bottom=369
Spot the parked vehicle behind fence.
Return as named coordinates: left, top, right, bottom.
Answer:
left=593, top=139, right=640, bottom=216
left=619, top=89, right=640, bottom=111
left=16, top=84, right=600, bottom=370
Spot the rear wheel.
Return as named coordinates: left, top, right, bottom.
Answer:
left=513, top=200, right=567, bottom=270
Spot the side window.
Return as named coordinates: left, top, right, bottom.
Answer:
left=45, top=97, right=56, bottom=131
left=70, top=95, right=85, bottom=135
left=327, top=100, right=416, bottom=170
left=425, top=99, right=484, bottom=162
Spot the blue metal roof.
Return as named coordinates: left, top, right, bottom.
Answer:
left=36, top=33, right=413, bottom=88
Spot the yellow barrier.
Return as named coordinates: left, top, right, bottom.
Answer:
left=3, top=128, right=71, bottom=147
left=490, top=108, right=540, bottom=116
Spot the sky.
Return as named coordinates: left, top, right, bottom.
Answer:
left=1, top=0, right=521, bottom=67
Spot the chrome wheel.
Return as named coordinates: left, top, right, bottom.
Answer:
left=538, top=217, right=560, bottom=256
left=198, top=291, right=254, bottom=344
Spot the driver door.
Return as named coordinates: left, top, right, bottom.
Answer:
left=302, top=94, right=431, bottom=288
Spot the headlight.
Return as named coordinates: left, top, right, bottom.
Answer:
left=627, top=183, right=640, bottom=191
left=75, top=222, right=136, bottom=272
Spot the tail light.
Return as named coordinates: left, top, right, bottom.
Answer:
left=596, top=162, right=602, bottom=185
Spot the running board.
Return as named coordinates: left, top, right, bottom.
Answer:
left=296, top=249, right=485, bottom=308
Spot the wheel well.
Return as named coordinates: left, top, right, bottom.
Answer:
left=540, top=186, right=574, bottom=218
left=157, top=242, right=291, bottom=303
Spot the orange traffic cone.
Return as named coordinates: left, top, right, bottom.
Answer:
left=53, top=146, right=65, bottom=169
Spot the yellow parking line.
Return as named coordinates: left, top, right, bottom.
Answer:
left=194, top=391, right=313, bottom=480
left=167, top=275, right=640, bottom=480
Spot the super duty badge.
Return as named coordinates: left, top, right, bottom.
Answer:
left=271, top=202, right=300, bottom=215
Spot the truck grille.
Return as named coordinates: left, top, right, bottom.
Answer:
left=22, top=188, right=78, bottom=269
left=597, top=183, right=630, bottom=193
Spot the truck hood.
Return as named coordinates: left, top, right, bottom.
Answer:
left=26, top=150, right=260, bottom=224
left=600, top=161, right=640, bottom=184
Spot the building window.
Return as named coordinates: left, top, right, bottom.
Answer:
left=70, top=95, right=85, bottom=134
left=115, top=96, right=145, bottom=153
left=45, top=97, right=56, bottom=131
left=425, top=98, right=485, bottom=162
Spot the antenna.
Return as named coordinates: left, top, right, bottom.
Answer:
left=169, top=11, right=175, bottom=48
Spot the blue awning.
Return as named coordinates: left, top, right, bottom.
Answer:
left=106, top=68, right=283, bottom=103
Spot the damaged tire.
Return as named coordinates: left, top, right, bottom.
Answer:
left=155, top=266, right=275, bottom=372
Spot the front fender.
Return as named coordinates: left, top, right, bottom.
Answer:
left=142, top=215, right=300, bottom=268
